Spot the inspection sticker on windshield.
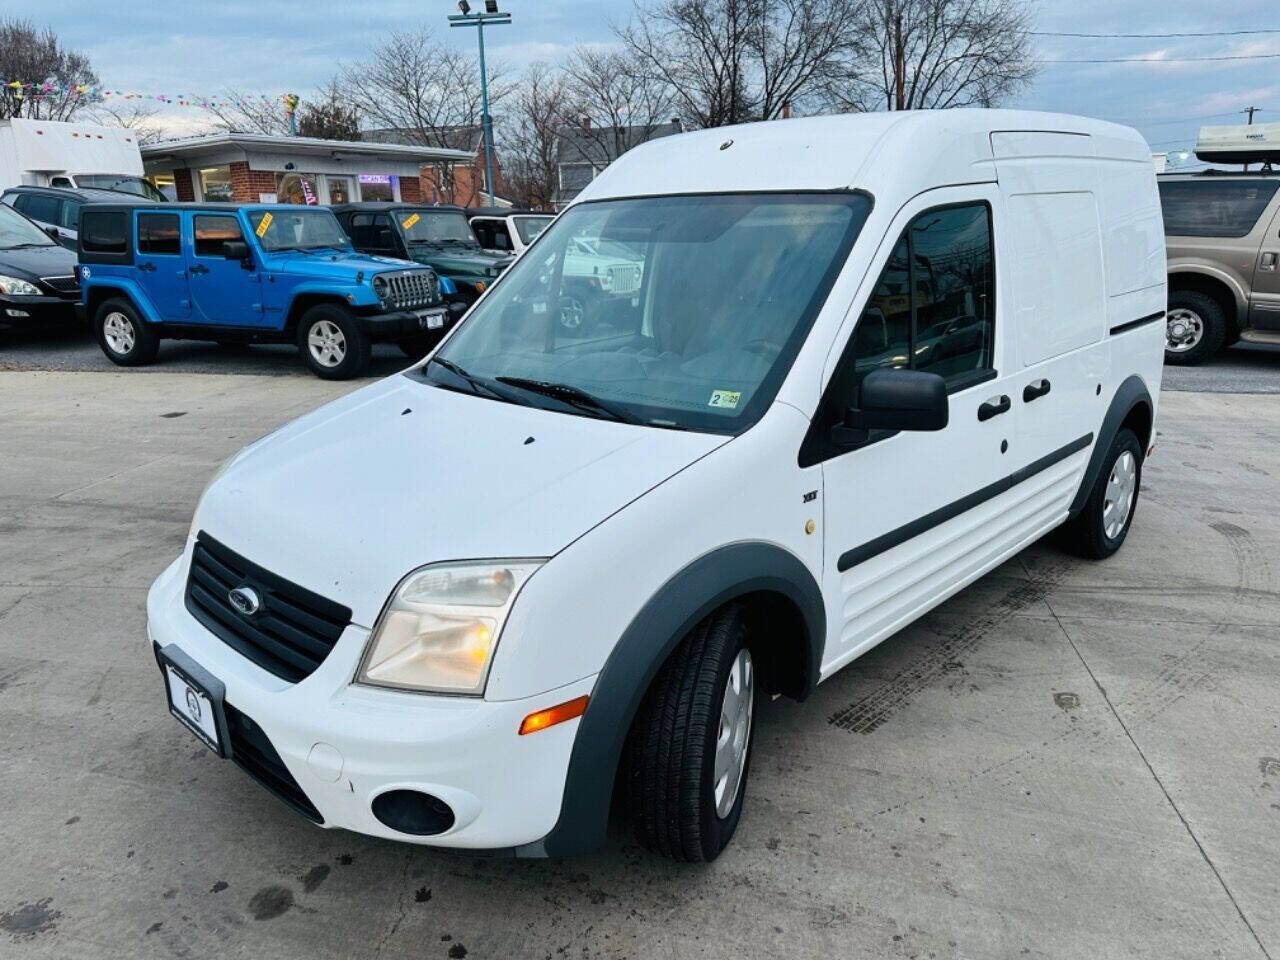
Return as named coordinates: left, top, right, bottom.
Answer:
left=708, top=390, right=741, bottom=409
left=254, top=212, right=273, bottom=237
left=402, top=213, right=421, bottom=229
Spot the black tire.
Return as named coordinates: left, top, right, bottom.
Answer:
left=1164, top=290, right=1226, bottom=366
left=296, top=304, right=369, bottom=380
left=94, top=297, right=158, bottom=366
left=624, top=604, right=757, bottom=862
left=1061, top=428, right=1143, bottom=560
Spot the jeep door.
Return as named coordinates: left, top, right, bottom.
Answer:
left=187, top=214, right=264, bottom=326
left=135, top=211, right=190, bottom=319
left=814, top=186, right=1016, bottom=673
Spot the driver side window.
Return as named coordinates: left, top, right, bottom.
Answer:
left=801, top=201, right=995, bottom=466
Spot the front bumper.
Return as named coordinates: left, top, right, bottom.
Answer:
left=357, top=303, right=465, bottom=341
left=0, top=295, right=78, bottom=327
left=145, top=546, right=591, bottom=851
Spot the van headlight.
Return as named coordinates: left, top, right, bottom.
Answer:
left=357, top=560, right=543, bottom=695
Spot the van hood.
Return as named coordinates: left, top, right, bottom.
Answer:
left=195, top=374, right=726, bottom=626
left=263, top=249, right=426, bottom=282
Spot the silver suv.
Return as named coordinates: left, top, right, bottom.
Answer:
left=1160, top=172, right=1280, bottom=363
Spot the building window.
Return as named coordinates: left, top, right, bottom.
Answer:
left=276, top=172, right=320, bottom=205
left=149, top=173, right=177, bottom=201
left=558, top=163, right=597, bottom=196
left=325, top=175, right=353, bottom=205
left=198, top=165, right=233, bottom=202
left=358, top=174, right=395, bottom=202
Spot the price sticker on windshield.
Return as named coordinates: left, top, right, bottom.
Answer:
left=402, top=213, right=421, bottom=229
left=254, top=212, right=273, bottom=237
left=708, top=390, right=741, bottom=409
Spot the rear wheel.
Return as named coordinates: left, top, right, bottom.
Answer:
left=1164, top=290, right=1225, bottom=365
left=624, top=604, right=756, bottom=862
left=297, top=304, right=369, bottom=380
left=1062, top=428, right=1143, bottom=560
left=95, top=298, right=158, bottom=366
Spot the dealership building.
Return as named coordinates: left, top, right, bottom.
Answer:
left=141, top=133, right=472, bottom=206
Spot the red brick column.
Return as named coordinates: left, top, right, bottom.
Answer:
left=399, top=177, right=423, bottom=203
left=229, top=162, right=279, bottom=203
left=173, top=168, right=194, bottom=201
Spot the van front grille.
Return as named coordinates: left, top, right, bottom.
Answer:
left=184, top=532, right=351, bottom=683
left=225, top=702, right=323, bottom=823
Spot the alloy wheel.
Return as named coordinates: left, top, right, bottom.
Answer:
left=102, top=312, right=136, bottom=355
left=1165, top=308, right=1204, bottom=353
left=307, top=320, right=347, bottom=368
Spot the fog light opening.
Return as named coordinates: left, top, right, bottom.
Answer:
left=371, top=789, right=456, bottom=836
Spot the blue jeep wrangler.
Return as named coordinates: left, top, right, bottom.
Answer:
left=77, top=203, right=461, bottom=379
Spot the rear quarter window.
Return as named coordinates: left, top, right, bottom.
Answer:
left=80, top=211, right=130, bottom=257
left=1158, top=179, right=1280, bottom=238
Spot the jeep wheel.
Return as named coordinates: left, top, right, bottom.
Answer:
left=1062, top=428, right=1143, bottom=560
left=1164, top=291, right=1225, bottom=365
left=624, top=604, right=756, bottom=862
left=298, top=305, right=369, bottom=380
left=95, top=298, right=158, bottom=366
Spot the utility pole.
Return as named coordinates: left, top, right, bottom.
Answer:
left=1243, top=106, right=1261, bottom=125
left=449, top=0, right=510, bottom=207
left=894, top=10, right=905, bottom=111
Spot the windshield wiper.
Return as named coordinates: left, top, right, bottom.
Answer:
left=494, top=377, right=644, bottom=425
left=428, top=357, right=510, bottom=400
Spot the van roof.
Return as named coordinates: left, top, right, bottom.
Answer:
left=575, top=109, right=1150, bottom=205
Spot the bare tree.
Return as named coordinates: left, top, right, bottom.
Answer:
left=836, top=0, right=1035, bottom=111
left=203, top=89, right=290, bottom=135
left=0, top=19, right=99, bottom=120
left=339, top=29, right=508, bottom=148
left=618, top=0, right=863, bottom=128
left=498, top=63, right=569, bottom=210
left=563, top=47, right=672, bottom=162
left=297, top=77, right=360, bottom=141
left=90, top=102, right=168, bottom=145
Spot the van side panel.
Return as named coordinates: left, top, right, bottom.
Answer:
left=1005, top=191, right=1107, bottom=367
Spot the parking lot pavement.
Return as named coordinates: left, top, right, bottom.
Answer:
left=1, top=369, right=1277, bottom=960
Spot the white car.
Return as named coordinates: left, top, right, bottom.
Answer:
left=469, top=210, right=553, bottom=256
left=147, top=110, right=1165, bottom=861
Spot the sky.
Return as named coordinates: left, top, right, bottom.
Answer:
left=29, top=0, right=1280, bottom=165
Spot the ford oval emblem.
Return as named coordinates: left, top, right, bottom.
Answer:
left=228, top=585, right=262, bottom=617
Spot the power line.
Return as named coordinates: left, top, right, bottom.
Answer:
left=1033, top=29, right=1280, bottom=38
left=1041, top=52, right=1280, bottom=64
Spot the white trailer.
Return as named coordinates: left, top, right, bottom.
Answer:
left=0, top=117, right=152, bottom=195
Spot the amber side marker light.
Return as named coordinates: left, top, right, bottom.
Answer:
left=519, top=695, right=589, bottom=735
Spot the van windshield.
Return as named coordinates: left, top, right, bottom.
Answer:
left=424, top=192, right=871, bottom=434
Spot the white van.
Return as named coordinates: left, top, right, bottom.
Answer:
left=146, top=110, right=1165, bottom=861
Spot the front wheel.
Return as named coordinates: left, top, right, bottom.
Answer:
left=1164, top=291, right=1225, bottom=365
left=624, top=604, right=756, bottom=862
left=95, top=298, right=158, bottom=366
left=297, top=305, right=369, bottom=380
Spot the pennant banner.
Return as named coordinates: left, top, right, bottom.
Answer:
left=0, top=81, right=291, bottom=110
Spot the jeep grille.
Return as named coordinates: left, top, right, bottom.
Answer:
left=378, top=270, right=440, bottom=310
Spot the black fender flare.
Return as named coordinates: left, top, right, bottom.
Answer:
left=519, top=541, right=825, bottom=858
left=1068, top=374, right=1153, bottom=519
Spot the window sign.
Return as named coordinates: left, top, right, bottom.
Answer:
left=359, top=174, right=395, bottom=202
left=198, top=165, right=233, bottom=202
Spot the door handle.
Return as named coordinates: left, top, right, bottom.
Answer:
left=977, top=395, right=1011, bottom=421
left=188, top=264, right=209, bottom=275
left=1262, top=252, right=1277, bottom=272
left=1022, top=378, right=1051, bottom=402
left=137, top=261, right=156, bottom=272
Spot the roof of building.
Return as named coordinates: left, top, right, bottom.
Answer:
left=556, top=120, right=684, bottom=166
left=363, top=126, right=485, bottom=154
left=141, top=132, right=471, bottom=163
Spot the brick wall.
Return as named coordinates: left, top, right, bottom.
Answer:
left=229, top=162, right=278, bottom=203
left=173, top=168, right=194, bottom=202
left=418, top=148, right=506, bottom=208
left=399, top=176, right=423, bottom=203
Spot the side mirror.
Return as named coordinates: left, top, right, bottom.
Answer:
left=833, top=368, right=949, bottom=446
left=45, top=226, right=61, bottom=240
left=223, top=240, right=251, bottom=264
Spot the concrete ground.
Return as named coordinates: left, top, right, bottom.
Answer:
left=1, top=366, right=1278, bottom=960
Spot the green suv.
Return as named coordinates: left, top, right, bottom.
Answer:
left=333, top=203, right=512, bottom=304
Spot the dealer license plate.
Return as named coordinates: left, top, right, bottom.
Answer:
left=160, top=651, right=224, bottom=755
left=417, top=308, right=446, bottom=330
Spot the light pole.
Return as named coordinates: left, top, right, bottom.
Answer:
left=449, top=0, right=510, bottom=208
